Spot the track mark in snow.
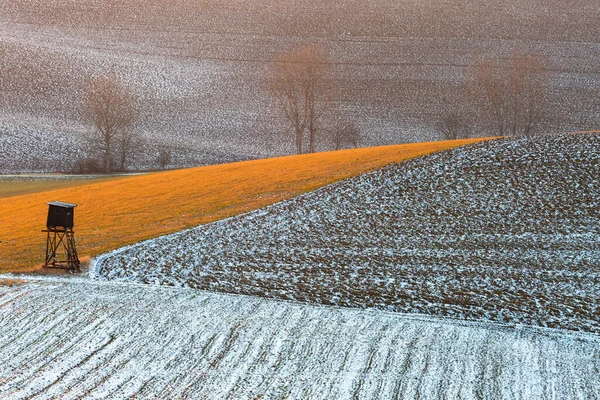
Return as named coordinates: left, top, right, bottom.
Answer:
left=1, top=280, right=599, bottom=399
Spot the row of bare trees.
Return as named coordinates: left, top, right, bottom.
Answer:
left=0, top=42, right=563, bottom=172
left=81, top=72, right=175, bottom=173
left=0, top=47, right=142, bottom=172
left=268, top=44, right=332, bottom=154
left=83, top=71, right=137, bottom=172
left=440, top=53, right=549, bottom=140
left=473, top=54, right=548, bottom=137
left=79, top=49, right=558, bottom=174
left=78, top=50, right=556, bottom=172
left=267, top=44, right=363, bottom=153
left=269, top=44, right=552, bottom=148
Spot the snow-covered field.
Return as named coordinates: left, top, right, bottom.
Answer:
left=1, top=277, right=599, bottom=399
left=0, top=0, right=599, bottom=172
left=95, top=133, right=600, bottom=334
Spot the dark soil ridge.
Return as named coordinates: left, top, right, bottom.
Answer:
left=96, top=133, right=600, bottom=333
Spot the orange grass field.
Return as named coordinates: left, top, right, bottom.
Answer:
left=0, top=138, right=490, bottom=273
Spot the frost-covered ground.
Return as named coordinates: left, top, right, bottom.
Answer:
left=0, top=277, right=599, bottom=399
left=95, top=133, right=600, bottom=334
left=0, top=0, right=599, bottom=172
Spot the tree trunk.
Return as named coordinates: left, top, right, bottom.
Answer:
left=104, top=135, right=111, bottom=173
left=295, top=126, right=303, bottom=154
left=308, top=120, right=315, bottom=153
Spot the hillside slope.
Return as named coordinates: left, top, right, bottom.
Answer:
left=0, top=0, right=598, bottom=172
left=95, top=133, right=600, bottom=333
left=0, top=278, right=598, bottom=399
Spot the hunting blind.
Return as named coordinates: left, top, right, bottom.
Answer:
left=43, top=201, right=80, bottom=272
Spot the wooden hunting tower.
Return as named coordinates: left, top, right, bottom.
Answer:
left=43, top=201, right=80, bottom=272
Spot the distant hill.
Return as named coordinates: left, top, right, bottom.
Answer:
left=95, top=133, right=600, bottom=333
left=0, top=0, right=598, bottom=172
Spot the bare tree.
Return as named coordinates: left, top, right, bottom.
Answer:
left=471, top=53, right=549, bottom=137
left=438, top=113, right=470, bottom=140
left=83, top=71, right=137, bottom=172
left=269, top=44, right=331, bottom=154
left=331, top=122, right=360, bottom=150
left=157, top=146, right=172, bottom=170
